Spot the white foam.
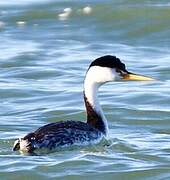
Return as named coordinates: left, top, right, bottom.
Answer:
left=58, top=8, right=72, bottom=20
left=63, top=8, right=72, bottom=13
left=83, top=6, right=92, bottom=15
left=16, top=21, right=27, bottom=26
left=58, top=13, right=69, bottom=20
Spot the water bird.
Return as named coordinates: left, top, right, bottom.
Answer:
left=13, top=55, right=153, bottom=154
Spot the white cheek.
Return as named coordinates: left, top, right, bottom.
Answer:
left=87, top=66, right=116, bottom=83
left=112, top=69, right=121, bottom=81
left=85, top=66, right=122, bottom=86
left=101, top=68, right=114, bottom=82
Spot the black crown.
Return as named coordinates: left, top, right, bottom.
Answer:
left=90, top=55, right=127, bottom=72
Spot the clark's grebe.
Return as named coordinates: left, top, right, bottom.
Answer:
left=13, top=55, right=153, bottom=153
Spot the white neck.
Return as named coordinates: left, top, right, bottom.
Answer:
left=84, top=66, right=109, bottom=136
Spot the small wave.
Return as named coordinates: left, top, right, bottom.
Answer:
left=0, top=37, right=40, bottom=60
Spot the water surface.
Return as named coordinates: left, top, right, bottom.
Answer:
left=0, top=0, right=170, bottom=179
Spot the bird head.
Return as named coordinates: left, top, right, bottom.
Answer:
left=86, top=55, right=154, bottom=85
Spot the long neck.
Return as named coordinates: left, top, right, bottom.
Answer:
left=84, top=72, right=108, bottom=136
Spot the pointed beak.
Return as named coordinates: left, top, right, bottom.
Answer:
left=122, top=72, right=154, bottom=81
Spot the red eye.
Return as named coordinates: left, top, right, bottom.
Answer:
left=116, top=69, right=121, bottom=74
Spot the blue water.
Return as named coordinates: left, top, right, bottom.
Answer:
left=0, top=0, right=170, bottom=179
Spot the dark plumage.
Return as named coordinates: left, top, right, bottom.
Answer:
left=84, top=93, right=106, bottom=135
left=13, top=121, right=102, bottom=153
left=89, top=55, right=128, bottom=72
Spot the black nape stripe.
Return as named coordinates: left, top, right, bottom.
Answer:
left=89, top=55, right=128, bottom=72
left=84, top=93, right=106, bottom=135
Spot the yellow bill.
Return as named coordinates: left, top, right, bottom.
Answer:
left=123, top=73, right=154, bottom=81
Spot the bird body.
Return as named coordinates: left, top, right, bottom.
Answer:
left=13, top=121, right=102, bottom=153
